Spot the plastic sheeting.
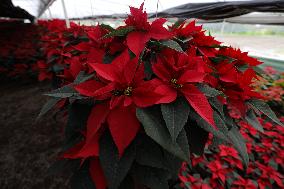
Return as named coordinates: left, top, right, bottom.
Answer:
left=4, top=0, right=284, bottom=26
left=154, top=0, right=284, bottom=20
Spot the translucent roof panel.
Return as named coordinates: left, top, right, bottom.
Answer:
left=44, top=0, right=253, bottom=19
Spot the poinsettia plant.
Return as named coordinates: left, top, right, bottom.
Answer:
left=39, top=3, right=283, bottom=189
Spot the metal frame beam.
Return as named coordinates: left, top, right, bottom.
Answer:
left=37, top=0, right=56, bottom=18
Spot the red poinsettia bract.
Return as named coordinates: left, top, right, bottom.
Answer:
left=125, top=3, right=173, bottom=56
left=152, top=53, right=216, bottom=128
left=73, top=51, right=161, bottom=157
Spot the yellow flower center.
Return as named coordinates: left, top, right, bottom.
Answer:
left=124, top=86, right=133, bottom=96
left=170, top=78, right=183, bottom=89
left=112, top=86, right=133, bottom=96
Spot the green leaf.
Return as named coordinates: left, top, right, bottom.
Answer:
left=253, top=66, right=266, bottom=75
left=213, top=111, right=229, bottom=134
left=102, top=26, right=134, bottom=39
left=144, top=60, right=153, bottom=80
left=74, top=71, right=94, bottom=84
left=171, top=19, right=185, bottom=29
left=44, top=85, right=79, bottom=98
left=209, top=136, right=226, bottom=150
left=163, top=151, right=183, bottom=180
left=268, top=159, right=278, bottom=170
left=65, top=103, right=93, bottom=141
left=135, top=135, right=166, bottom=170
left=186, top=122, right=209, bottom=156
left=78, top=35, right=89, bottom=42
left=209, top=97, right=224, bottom=118
left=197, top=84, right=222, bottom=97
left=70, top=161, right=96, bottom=189
left=227, top=126, right=249, bottom=168
left=245, top=109, right=264, bottom=132
left=47, top=55, right=59, bottom=63
left=100, top=23, right=115, bottom=31
left=237, top=64, right=249, bottom=72
left=188, top=109, right=228, bottom=141
left=133, top=164, right=170, bottom=189
left=176, top=128, right=190, bottom=160
left=161, top=97, right=190, bottom=141
left=248, top=99, right=283, bottom=126
left=37, top=98, right=61, bottom=120
left=103, top=53, right=116, bottom=64
left=99, top=130, right=136, bottom=189
left=118, top=175, right=135, bottom=189
left=160, top=40, right=184, bottom=53
left=136, top=106, right=187, bottom=161
left=52, top=64, right=65, bottom=72
left=209, top=56, right=227, bottom=64
left=213, top=111, right=249, bottom=166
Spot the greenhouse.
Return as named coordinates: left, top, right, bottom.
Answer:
left=0, top=0, right=284, bottom=188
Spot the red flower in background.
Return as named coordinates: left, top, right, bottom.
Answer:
left=180, top=175, right=212, bottom=189
left=207, top=161, right=229, bottom=183
left=232, top=177, right=257, bottom=189
left=37, top=60, right=53, bottom=81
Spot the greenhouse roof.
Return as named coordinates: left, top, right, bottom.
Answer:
left=2, top=0, right=284, bottom=25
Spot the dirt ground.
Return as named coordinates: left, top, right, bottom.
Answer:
left=0, top=78, right=68, bottom=189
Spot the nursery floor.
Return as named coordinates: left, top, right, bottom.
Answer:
left=0, top=78, right=68, bottom=189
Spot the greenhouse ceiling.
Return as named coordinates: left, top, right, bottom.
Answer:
left=4, top=0, right=284, bottom=26
left=11, top=0, right=255, bottom=19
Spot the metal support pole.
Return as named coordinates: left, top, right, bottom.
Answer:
left=220, top=19, right=226, bottom=35
left=48, top=8, right=52, bottom=19
left=61, top=0, right=70, bottom=28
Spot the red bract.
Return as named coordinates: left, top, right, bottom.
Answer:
left=218, top=47, right=262, bottom=66
left=152, top=53, right=216, bottom=128
left=207, top=161, right=228, bottom=183
left=171, top=20, right=202, bottom=38
left=125, top=3, right=172, bottom=56
left=219, top=145, right=238, bottom=157
left=232, top=177, right=257, bottom=189
left=36, top=60, right=53, bottom=81
left=222, top=68, right=263, bottom=115
left=74, top=52, right=161, bottom=156
left=180, top=175, right=211, bottom=189
left=171, top=20, right=220, bottom=57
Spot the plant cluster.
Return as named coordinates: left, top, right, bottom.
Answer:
left=0, top=20, right=42, bottom=78
left=252, top=67, right=284, bottom=115
left=33, top=3, right=283, bottom=189
left=36, top=19, right=89, bottom=82
left=179, top=115, right=284, bottom=189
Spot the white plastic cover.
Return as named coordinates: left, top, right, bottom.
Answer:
left=12, top=0, right=251, bottom=19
